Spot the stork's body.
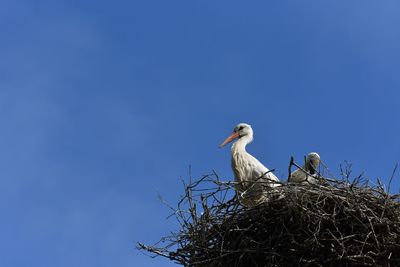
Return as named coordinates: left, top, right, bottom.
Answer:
left=220, top=123, right=280, bottom=206
left=289, top=152, right=321, bottom=184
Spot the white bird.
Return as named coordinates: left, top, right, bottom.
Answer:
left=289, top=152, right=321, bottom=184
left=219, top=123, right=280, bottom=206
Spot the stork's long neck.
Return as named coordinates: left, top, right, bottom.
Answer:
left=231, top=135, right=253, bottom=154
left=230, top=134, right=255, bottom=185
left=305, top=161, right=316, bottom=175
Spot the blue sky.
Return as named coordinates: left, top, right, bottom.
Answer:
left=1, top=0, right=400, bottom=266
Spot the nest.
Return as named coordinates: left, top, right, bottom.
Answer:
left=138, top=164, right=400, bottom=267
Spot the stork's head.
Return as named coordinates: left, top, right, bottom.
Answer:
left=219, top=123, right=253, bottom=148
left=306, top=152, right=321, bottom=174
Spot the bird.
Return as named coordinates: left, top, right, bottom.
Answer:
left=289, top=152, right=322, bottom=184
left=219, top=123, right=280, bottom=206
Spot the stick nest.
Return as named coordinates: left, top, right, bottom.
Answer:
left=139, top=165, right=400, bottom=267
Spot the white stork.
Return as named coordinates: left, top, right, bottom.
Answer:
left=219, top=123, right=280, bottom=206
left=289, top=152, right=321, bottom=184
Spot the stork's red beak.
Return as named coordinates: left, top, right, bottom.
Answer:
left=219, top=132, right=239, bottom=148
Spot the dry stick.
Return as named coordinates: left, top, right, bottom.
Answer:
left=288, top=156, right=294, bottom=182
left=320, top=160, right=338, bottom=180
left=137, top=243, right=172, bottom=259
left=387, top=163, right=398, bottom=194
left=379, top=165, right=399, bottom=220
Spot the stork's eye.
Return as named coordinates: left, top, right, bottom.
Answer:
left=238, top=126, right=244, bottom=131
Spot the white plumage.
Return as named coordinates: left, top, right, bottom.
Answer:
left=289, top=152, right=321, bottom=184
left=219, top=123, right=280, bottom=206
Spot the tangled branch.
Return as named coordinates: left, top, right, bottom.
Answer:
left=138, top=163, right=400, bottom=267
